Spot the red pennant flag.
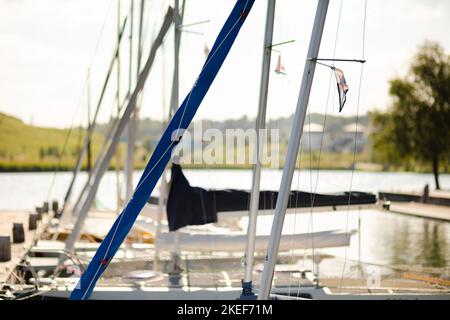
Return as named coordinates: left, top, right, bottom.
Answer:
left=333, top=67, right=349, bottom=112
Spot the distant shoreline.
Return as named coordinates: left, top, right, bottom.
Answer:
left=0, top=163, right=447, bottom=174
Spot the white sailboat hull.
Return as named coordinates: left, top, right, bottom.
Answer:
left=155, top=230, right=352, bottom=252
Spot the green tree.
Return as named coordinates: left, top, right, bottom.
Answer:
left=371, top=42, right=450, bottom=189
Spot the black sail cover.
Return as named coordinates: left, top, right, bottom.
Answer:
left=166, top=164, right=376, bottom=231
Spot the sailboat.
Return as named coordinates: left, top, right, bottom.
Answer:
left=5, top=0, right=449, bottom=300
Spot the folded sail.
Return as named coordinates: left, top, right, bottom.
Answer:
left=70, top=0, right=255, bottom=300
left=166, top=164, right=377, bottom=231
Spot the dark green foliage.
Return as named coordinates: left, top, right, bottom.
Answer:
left=371, top=42, right=450, bottom=189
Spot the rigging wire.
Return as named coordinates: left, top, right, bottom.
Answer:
left=45, top=0, right=116, bottom=201
left=88, top=0, right=116, bottom=71
left=45, top=86, right=85, bottom=202
left=339, top=0, right=367, bottom=293
left=304, top=0, right=345, bottom=288
left=286, top=0, right=345, bottom=297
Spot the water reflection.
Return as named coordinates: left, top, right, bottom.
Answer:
left=417, top=222, right=447, bottom=268
left=375, top=213, right=448, bottom=269
left=254, top=209, right=449, bottom=278
left=389, top=218, right=412, bottom=266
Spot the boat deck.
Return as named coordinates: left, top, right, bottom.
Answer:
left=40, top=249, right=449, bottom=297
left=34, top=266, right=449, bottom=299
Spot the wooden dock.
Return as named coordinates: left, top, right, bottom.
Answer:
left=380, top=189, right=450, bottom=221
left=379, top=190, right=450, bottom=207
left=388, top=202, right=450, bottom=222
left=0, top=210, right=38, bottom=283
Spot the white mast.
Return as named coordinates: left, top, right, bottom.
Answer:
left=153, top=1, right=167, bottom=272
left=166, top=0, right=184, bottom=286
left=258, top=0, right=329, bottom=300
left=86, top=68, right=92, bottom=177
left=241, top=0, right=276, bottom=297
left=124, top=0, right=145, bottom=203
left=124, top=0, right=135, bottom=203
left=170, top=0, right=181, bottom=117
left=115, top=0, right=122, bottom=214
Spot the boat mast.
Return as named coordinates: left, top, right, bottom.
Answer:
left=86, top=68, right=92, bottom=177
left=258, top=0, right=329, bottom=300
left=166, top=0, right=184, bottom=286
left=241, top=0, right=276, bottom=298
left=124, top=0, right=135, bottom=203
left=153, top=1, right=168, bottom=273
left=59, top=8, right=174, bottom=265
left=170, top=0, right=181, bottom=117
left=115, top=0, right=122, bottom=213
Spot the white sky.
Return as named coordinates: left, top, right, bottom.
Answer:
left=0, top=0, right=449, bottom=128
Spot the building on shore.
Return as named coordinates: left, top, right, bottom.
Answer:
left=301, top=123, right=324, bottom=151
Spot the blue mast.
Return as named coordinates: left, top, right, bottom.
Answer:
left=71, top=0, right=255, bottom=300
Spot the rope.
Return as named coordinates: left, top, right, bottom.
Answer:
left=339, top=0, right=367, bottom=293
left=8, top=269, right=26, bottom=285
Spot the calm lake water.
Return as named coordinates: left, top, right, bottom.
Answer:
left=0, top=169, right=449, bottom=274
left=0, top=169, right=448, bottom=211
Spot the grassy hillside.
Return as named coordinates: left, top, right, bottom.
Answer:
left=0, top=112, right=376, bottom=172
left=0, top=112, right=126, bottom=171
